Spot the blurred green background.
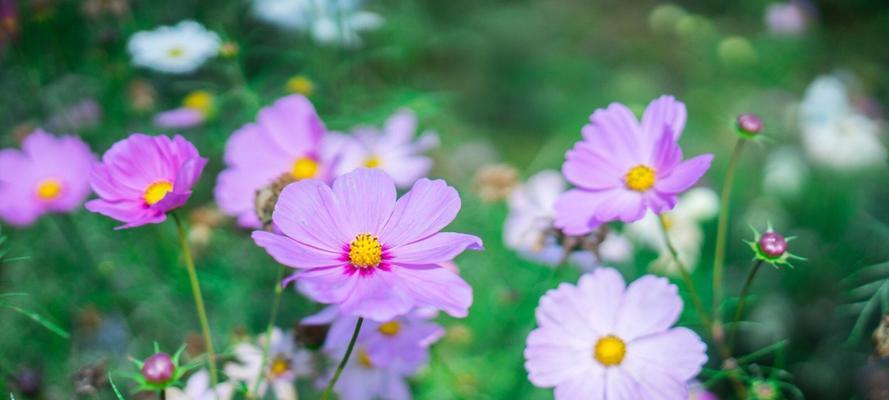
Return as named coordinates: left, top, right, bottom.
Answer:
left=2, top=0, right=889, bottom=398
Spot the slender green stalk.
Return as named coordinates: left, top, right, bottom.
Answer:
left=172, top=213, right=219, bottom=388
left=728, top=260, right=764, bottom=351
left=250, top=265, right=287, bottom=397
left=321, top=317, right=364, bottom=400
left=658, top=215, right=711, bottom=329
left=159, top=389, right=166, bottom=400
left=712, top=139, right=746, bottom=322
left=54, top=214, right=97, bottom=268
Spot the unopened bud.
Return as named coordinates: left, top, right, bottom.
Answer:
left=758, top=231, right=787, bottom=259
left=141, top=353, right=174, bottom=384
left=737, top=113, right=763, bottom=135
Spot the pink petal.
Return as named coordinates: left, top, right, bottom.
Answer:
left=553, top=370, right=606, bottom=400
left=593, top=189, right=646, bottom=223
left=382, top=108, right=418, bottom=145
left=256, top=95, right=325, bottom=157
left=388, top=232, right=482, bottom=265
left=641, top=95, right=687, bottom=142
left=295, top=266, right=358, bottom=304
left=252, top=231, right=343, bottom=269
left=604, top=368, right=642, bottom=400
left=583, top=103, right=645, bottom=165
left=643, top=191, right=677, bottom=215
left=536, top=268, right=624, bottom=337
left=614, top=275, right=682, bottom=341
left=626, top=327, right=707, bottom=381
left=338, top=270, right=414, bottom=321
left=553, top=189, right=605, bottom=236
left=389, top=264, right=472, bottom=318
left=649, top=126, right=683, bottom=172
left=379, top=178, right=460, bottom=247
left=562, top=142, right=623, bottom=190
left=655, top=154, right=713, bottom=195
left=332, top=168, right=396, bottom=237
left=273, top=179, right=350, bottom=252
left=525, top=327, right=597, bottom=387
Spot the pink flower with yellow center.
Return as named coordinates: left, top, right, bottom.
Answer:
left=0, top=130, right=95, bottom=226
left=85, top=134, right=206, bottom=229
left=215, top=95, right=338, bottom=228
left=252, top=168, right=482, bottom=321
left=524, top=268, right=708, bottom=399
left=555, top=96, right=713, bottom=235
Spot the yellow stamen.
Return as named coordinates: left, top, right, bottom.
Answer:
left=144, top=180, right=173, bottom=206
left=594, top=335, right=626, bottom=366
left=183, top=90, right=214, bottom=116
left=35, top=178, right=63, bottom=201
left=625, top=165, right=656, bottom=192
left=364, top=155, right=381, bottom=168
left=285, top=75, right=315, bottom=96
left=269, top=356, right=290, bottom=378
left=349, top=233, right=382, bottom=268
left=291, top=157, right=319, bottom=180
left=357, top=348, right=373, bottom=368
left=167, top=47, right=184, bottom=58
left=377, top=321, right=401, bottom=336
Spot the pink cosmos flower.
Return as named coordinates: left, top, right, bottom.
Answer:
left=524, top=267, right=708, bottom=399
left=153, top=108, right=204, bottom=129
left=333, top=108, right=439, bottom=188
left=0, top=130, right=95, bottom=226
left=252, top=168, right=481, bottom=321
left=215, top=95, right=338, bottom=228
left=85, top=134, right=206, bottom=229
left=555, top=96, right=713, bottom=235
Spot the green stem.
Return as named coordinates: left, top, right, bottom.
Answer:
left=54, top=214, right=96, bottom=268
left=251, top=265, right=287, bottom=397
left=321, top=317, right=364, bottom=400
left=172, top=213, right=219, bottom=388
left=658, top=215, right=711, bottom=329
left=728, top=260, right=764, bottom=351
left=159, top=389, right=166, bottom=400
left=712, top=139, right=746, bottom=323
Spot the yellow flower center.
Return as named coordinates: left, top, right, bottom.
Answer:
left=364, top=155, right=381, bottom=168
left=183, top=90, right=214, bottom=116
left=291, top=157, right=319, bottom=180
left=35, top=178, right=63, bottom=201
left=143, top=180, right=173, bottom=206
left=625, top=165, right=656, bottom=192
left=348, top=233, right=382, bottom=268
left=594, top=335, right=626, bottom=366
left=167, top=47, right=184, bottom=58
left=269, top=356, right=290, bottom=378
left=357, top=348, right=373, bottom=368
left=377, top=321, right=401, bottom=336
left=286, top=75, right=315, bottom=96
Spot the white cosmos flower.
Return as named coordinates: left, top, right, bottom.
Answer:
left=799, top=75, right=886, bottom=171
left=251, top=0, right=383, bottom=47
left=224, top=327, right=312, bottom=400
left=504, top=170, right=631, bottom=269
left=763, top=146, right=809, bottom=198
left=165, top=370, right=234, bottom=400
left=625, top=187, right=718, bottom=276
left=127, top=20, right=221, bottom=74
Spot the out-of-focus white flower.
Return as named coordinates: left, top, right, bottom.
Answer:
left=625, top=187, right=718, bottom=276
left=763, top=146, right=809, bottom=198
left=765, top=1, right=808, bottom=36
left=252, top=0, right=383, bottom=47
left=799, top=75, right=886, bottom=171
left=127, top=20, right=221, bottom=74
left=224, top=327, right=312, bottom=400
left=165, top=370, right=234, bottom=400
left=333, top=108, right=438, bottom=188
left=504, top=170, right=629, bottom=269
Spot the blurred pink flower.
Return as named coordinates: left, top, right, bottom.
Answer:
left=554, top=96, right=713, bottom=235
left=0, top=0, right=18, bottom=47
left=333, top=108, right=439, bottom=188
left=252, top=168, right=482, bottom=321
left=524, top=268, right=707, bottom=399
left=153, top=108, right=204, bottom=129
left=46, top=99, right=102, bottom=132
left=215, top=95, right=338, bottom=228
left=765, top=2, right=808, bottom=36
left=86, top=134, right=206, bottom=229
left=0, top=129, right=95, bottom=226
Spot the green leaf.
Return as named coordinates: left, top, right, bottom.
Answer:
left=108, top=373, right=127, bottom=400
left=0, top=303, right=69, bottom=339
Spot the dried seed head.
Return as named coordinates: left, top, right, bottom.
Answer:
left=873, top=314, right=889, bottom=359
left=255, top=173, right=297, bottom=229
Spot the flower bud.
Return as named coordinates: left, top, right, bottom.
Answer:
left=141, top=352, right=174, bottom=384
left=758, top=231, right=787, bottom=259
left=737, top=113, right=763, bottom=135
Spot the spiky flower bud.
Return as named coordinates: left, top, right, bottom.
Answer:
left=746, top=224, right=804, bottom=268
left=141, top=352, right=174, bottom=384
left=758, top=231, right=787, bottom=258
left=736, top=113, right=763, bottom=136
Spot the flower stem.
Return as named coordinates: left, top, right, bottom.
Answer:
left=712, top=139, right=746, bottom=323
left=54, top=214, right=96, bottom=268
left=159, top=389, right=166, bottom=400
left=657, top=215, right=711, bottom=329
left=251, top=265, right=287, bottom=397
left=728, top=260, right=764, bottom=351
left=172, top=213, right=219, bottom=388
left=321, top=317, right=364, bottom=400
